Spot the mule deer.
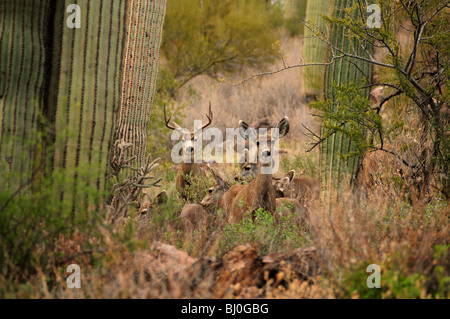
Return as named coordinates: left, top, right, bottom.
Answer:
left=273, top=170, right=320, bottom=206
left=180, top=203, right=208, bottom=232
left=137, top=190, right=168, bottom=219
left=235, top=148, right=282, bottom=184
left=227, top=117, right=290, bottom=223
left=200, top=165, right=231, bottom=210
left=164, top=103, right=213, bottom=200
left=234, top=149, right=258, bottom=182
left=200, top=168, right=308, bottom=225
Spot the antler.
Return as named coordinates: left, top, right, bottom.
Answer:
left=194, top=102, right=213, bottom=134
left=163, top=104, right=177, bottom=131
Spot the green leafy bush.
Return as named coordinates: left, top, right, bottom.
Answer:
left=218, top=207, right=308, bottom=256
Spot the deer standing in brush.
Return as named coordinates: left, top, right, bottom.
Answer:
left=164, top=103, right=213, bottom=200
left=201, top=165, right=309, bottom=225
left=227, top=117, right=290, bottom=223
left=238, top=152, right=320, bottom=206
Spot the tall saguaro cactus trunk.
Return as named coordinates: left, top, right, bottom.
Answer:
left=0, top=0, right=49, bottom=190
left=301, top=0, right=330, bottom=99
left=320, top=0, right=373, bottom=194
left=115, top=0, right=167, bottom=168
left=47, top=1, right=130, bottom=210
left=0, top=0, right=167, bottom=211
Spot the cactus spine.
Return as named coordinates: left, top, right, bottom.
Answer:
left=320, top=0, right=373, bottom=191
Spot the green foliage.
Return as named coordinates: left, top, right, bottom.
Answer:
left=162, top=0, right=283, bottom=88
left=183, top=172, right=215, bottom=204
left=218, top=207, right=308, bottom=256
left=0, top=163, right=102, bottom=280
left=312, top=84, right=383, bottom=161
left=283, top=0, right=307, bottom=36
left=341, top=243, right=449, bottom=299
left=280, top=150, right=319, bottom=179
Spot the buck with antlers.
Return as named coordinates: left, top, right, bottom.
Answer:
left=227, top=117, right=290, bottom=223
left=164, top=103, right=213, bottom=200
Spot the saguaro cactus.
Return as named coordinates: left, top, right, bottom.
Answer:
left=301, top=0, right=330, bottom=99
left=320, top=0, right=373, bottom=191
left=0, top=0, right=49, bottom=189
left=114, top=0, right=167, bottom=168
left=0, top=0, right=167, bottom=210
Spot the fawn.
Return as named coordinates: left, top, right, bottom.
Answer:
left=273, top=170, right=320, bottom=206
left=164, top=103, right=213, bottom=200
left=200, top=164, right=231, bottom=210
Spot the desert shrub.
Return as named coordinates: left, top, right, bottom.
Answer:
left=183, top=172, right=215, bottom=204
left=0, top=164, right=108, bottom=282
left=218, top=207, right=309, bottom=256
left=311, top=186, right=449, bottom=299
left=162, top=0, right=283, bottom=89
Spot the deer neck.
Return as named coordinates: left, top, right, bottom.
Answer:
left=181, top=160, right=195, bottom=176
left=255, top=162, right=273, bottom=193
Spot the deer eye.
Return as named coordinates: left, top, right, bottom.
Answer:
left=244, top=167, right=251, bottom=171
left=208, top=189, right=213, bottom=193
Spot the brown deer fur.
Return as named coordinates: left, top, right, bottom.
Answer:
left=227, top=117, right=289, bottom=223
left=273, top=171, right=320, bottom=206
left=179, top=204, right=208, bottom=232
left=164, top=103, right=213, bottom=200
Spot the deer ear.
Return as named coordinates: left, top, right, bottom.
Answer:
left=279, top=177, right=291, bottom=190
left=239, top=120, right=257, bottom=140
left=285, top=170, right=295, bottom=182
left=207, top=164, right=230, bottom=189
left=154, top=190, right=168, bottom=205
left=275, top=116, right=289, bottom=138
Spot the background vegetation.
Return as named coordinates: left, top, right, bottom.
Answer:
left=0, top=0, right=448, bottom=299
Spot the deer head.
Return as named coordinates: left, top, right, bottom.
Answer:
left=138, top=190, right=168, bottom=217
left=164, top=102, right=213, bottom=163
left=238, top=116, right=289, bottom=174
left=235, top=149, right=258, bottom=182
left=201, top=165, right=231, bottom=209
left=273, top=170, right=295, bottom=197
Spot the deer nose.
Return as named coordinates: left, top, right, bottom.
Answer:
left=186, top=146, right=194, bottom=154
left=262, top=150, right=271, bottom=157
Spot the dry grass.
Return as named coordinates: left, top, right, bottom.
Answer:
left=173, top=36, right=320, bottom=148
left=2, top=35, right=448, bottom=299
